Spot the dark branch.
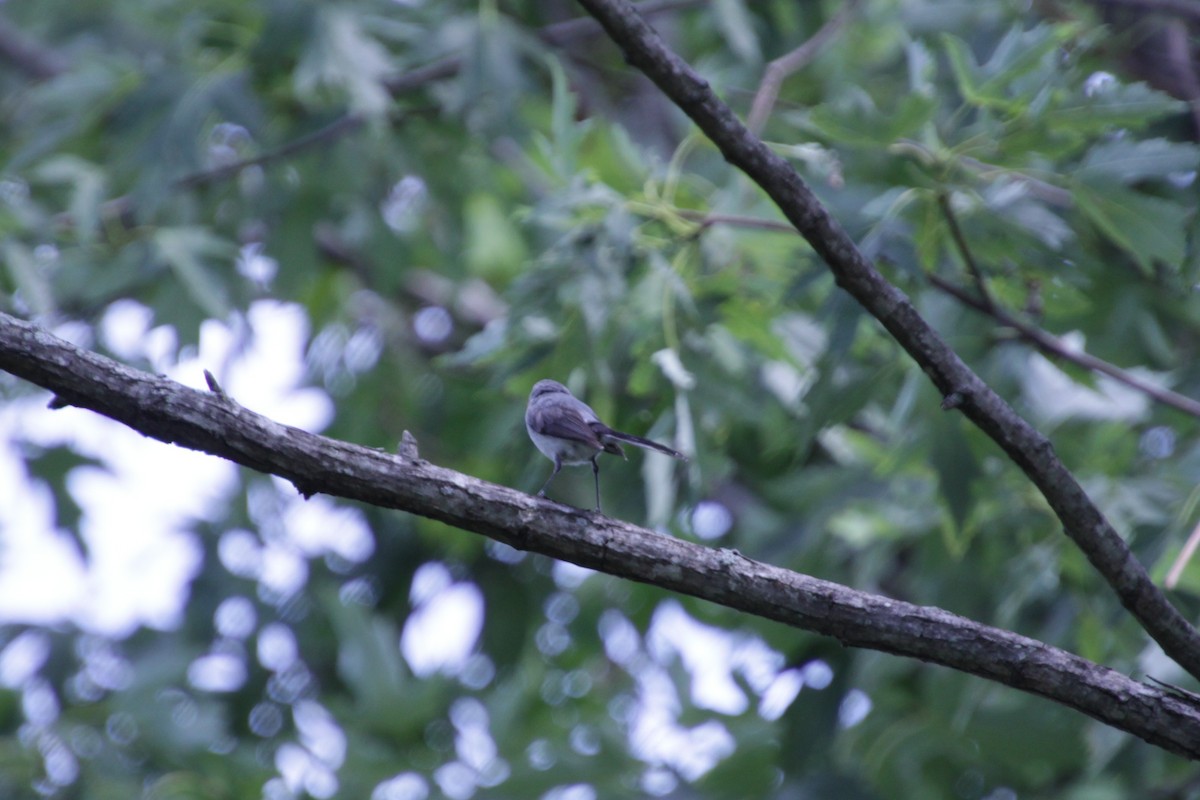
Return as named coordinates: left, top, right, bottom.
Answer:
left=572, top=0, right=1200, bottom=680
left=937, top=192, right=994, bottom=308
left=1, top=309, right=1199, bottom=757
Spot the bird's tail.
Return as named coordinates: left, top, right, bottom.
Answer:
left=601, top=429, right=686, bottom=460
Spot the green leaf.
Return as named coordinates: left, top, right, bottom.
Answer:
left=1046, top=81, right=1186, bottom=135
left=541, top=55, right=587, bottom=179
left=294, top=8, right=393, bottom=114
left=930, top=418, right=981, bottom=546
left=1072, top=178, right=1190, bottom=272
left=153, top=227, right=234, bottom=319
left=805, top=90, right=937, bottom=147
left=464, top=192, right=528, bottom=280
left=713, top=0, right=761, bottom=63
left=941, top=34, right=984, bottom=103
left=942, top=25, right=1077, bottom=112
left=3, top=241, right=55, bottom=316
left=33, top=155, right=107, bottom=244
left=979, top=180, right=1074, bottom=250
left=454, top=11, right=527, bottom=131
left=976, top=25, right=1073, bottom=94
left=941, top=34, right=1019, bottom=114
left=1077, top=138, right=1200, bottom=184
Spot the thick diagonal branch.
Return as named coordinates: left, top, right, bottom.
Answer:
left=572, top=0, right=1200, bottom=680
left=0, top=310, right=1199, bottom=757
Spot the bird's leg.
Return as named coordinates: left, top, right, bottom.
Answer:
left=591, top=455, right=602, bottom=511
left=537, top=457, right=562, bottom=497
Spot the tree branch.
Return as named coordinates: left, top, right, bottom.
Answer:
left=745, top=1, right=859, bottom=135
left=1, top=310, right=1199, bottom=757
left=572, top=0, right=1200, bottom=680
left=936, top=192, right=995, bottom=309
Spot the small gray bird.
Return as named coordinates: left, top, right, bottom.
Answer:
left=525, top=379, right=686, bottom=510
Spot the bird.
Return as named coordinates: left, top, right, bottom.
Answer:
left=525, top=379, right=686, bottom=511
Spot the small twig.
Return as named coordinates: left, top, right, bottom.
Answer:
left=1146, top=675, right=1200, bottom=706
left=1166, top=519, right=1200, bottom=589
left=399, top=430, right=421, bottom=460
left=176, top=113, right=376, bottom=191
left=203, top=369, right=229, bottom=400
left=929, top=274, right=1200, bottom=420
left=676, top=208, right=796, bottom=233
left=746, top=1, right=859, bottom=135
left=641, top=204, right=1200, bottom=423
left=941, top=391, right=965, bottom=410
left=937, top=192, right=994, bottom=308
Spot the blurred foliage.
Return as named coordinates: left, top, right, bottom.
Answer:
left=2, top=0, right=1200, bottom=798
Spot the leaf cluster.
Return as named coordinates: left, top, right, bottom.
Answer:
left=1, top=0, right=1199, bottom=798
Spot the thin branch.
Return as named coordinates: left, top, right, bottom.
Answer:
left=937, top=192, right=994, bottom=308
left=677, top=208, right=796, bottom=233
left=746, top=1, right=859, bottom=135
left=1167, top=518, right=1200, bottom=589
left=176, top=113, right=374, bottom=191
left=1, top=309, right=1199, bottom=757
left=928, top=274, right=1200, bottom=419
left=573, top=0, right=1200, bottom=681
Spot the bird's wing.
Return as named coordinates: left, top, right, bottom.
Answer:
left=528, top=399, right=606, bottom=449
